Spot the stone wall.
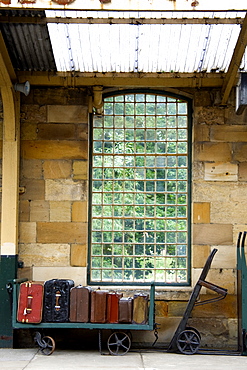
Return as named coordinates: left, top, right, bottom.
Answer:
left=14, top=86, right=247, bottom=349
left=18, top=88, right=89, bottom=284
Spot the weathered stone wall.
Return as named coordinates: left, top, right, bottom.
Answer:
left=15, top=86, right=247, bottom=349
left=18, top=88, right=89, bottom=284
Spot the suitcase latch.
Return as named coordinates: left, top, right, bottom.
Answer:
left=24, top=295, right=33, bottom=315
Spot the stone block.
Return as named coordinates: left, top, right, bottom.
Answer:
left=37, top=123, right=76, bottom=140
left=50, top=201, right=71, bottom=222
left=233, top=143, right=247, bottom=162
left=33, top=266, right=87, bottom=286
left=193, top=202, right=210, bottom=224
left=30, top=200, right=50, bottom=222
left=77, top=123, right=88, bottom=140
left=19, top=200, right=30, bottom=222
left=73, top=160, right=88, bottom=180
left=21, top=122, right=38, bottom=140
left=71, top=244, right=87, bottom=267
left=47, top=105, right=88, bottom=123
left=21, top=104, right=46, bottom=123
left=32, top=88, right=67, bottom=105
left=154, top=301, right=168, bottom=317
left=17, top=267, right=33, bottom=281
left=43, top=160, right=72, bottom=179
left=211, top=199, right=247, bottom=224
left=19, top=222, right=36, bottom=243
left=22, top=140, right=88, bottom=160
left=210, top=245, right=236, bottom=269
left=193, top=224, right=233, bottom=245
left=191, top=294, right=236, bottom=318
left=204, top=162, right=238, bottom=181
left=168, top=301, right=188, bottom=317
left=194, top=90, right=212, bottom=107
left=207, top=268, right=236, bottom=294
left=211, top=125, right=247, bottom=142
left=194, top=106, right=225, bottom=125
left=193, top=124, right=210, bottom=142
left=19, top=243, right=70, bottom=267
left=21, top=159, right=43, bottom=179
left=21, top=179, right=45, bottom=201
left=72, top=201, right=88, bottom=222
left=193, top=182, right=231, bottom=203
left=45, top=179, right=87, bottom=201
left=192, top=245, right=211, bottom=268
left=239, top=162, right=247, bottom=181
left=194, top=143, right=232, bottom=162
left=37, top=222, right=87, bottom=243
left=192, top=161, right=204, bottom=180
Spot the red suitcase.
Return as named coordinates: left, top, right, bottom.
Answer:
left=17, top=281, right=44, bottom=323
left=70, top=285, right=92, bottom=322
left=90, top=289, right=108, bottom=323
left=106, top=292, right=123, bottom=323
left=118, top=297, right=133, bottom=323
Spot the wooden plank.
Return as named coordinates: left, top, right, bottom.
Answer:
left=221, top=13, right=247, bottom=105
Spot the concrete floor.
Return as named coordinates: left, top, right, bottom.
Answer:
left=0, top=348, right=247, bottom=370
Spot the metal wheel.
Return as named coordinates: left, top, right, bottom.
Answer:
left=40, top=336, right=55, bottom=356
left=107, top=331, right=131, bottom=356
left=176, top=329, right=200, bottom=355
left=185, top=326, right=201, bottom=340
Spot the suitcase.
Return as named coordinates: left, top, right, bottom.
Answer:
left=106, top=292, right=123, bottom=323
left=118, top=297, right=133, bottom=323
left=17, top=281, right=44, bottom=323
left=132, top=293, right=149, bottom=325
left=43, top=279, right=74, bottom=322
left=90, top=289, right=108, bottom=323
left=70, top=285, right=92, bottom=322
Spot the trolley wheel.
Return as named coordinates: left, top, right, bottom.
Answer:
left=185, top=326, right=201, bottom=340
left=40, top=335, right=55, bottom=356
left=107, top=331, right=131, bottom=356
left=176, top=329, right=200, bottom=355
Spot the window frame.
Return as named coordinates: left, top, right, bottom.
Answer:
left=88, top=89, right=192, bottom=286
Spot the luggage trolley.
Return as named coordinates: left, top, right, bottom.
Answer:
left=7, top=248, right=227, bottom=356
left=9, top=280, right=156, bottom=356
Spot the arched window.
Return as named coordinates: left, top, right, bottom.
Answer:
left=89, top=90, right=192, bottom=285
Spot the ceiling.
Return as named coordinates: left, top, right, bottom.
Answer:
left=0, top=7, right=247, bottom=104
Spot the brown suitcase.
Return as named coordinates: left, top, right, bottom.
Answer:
left=17, top=281, right=44, bottom=323
left=132, top=293, right=149, bottom=325
left=118, top=297, right=133, bottom=323
left=90, top=289, right=108, bottom=323
left=107, top=292, right=123, bottom=323
left=70, top=285, right=92, bottom=322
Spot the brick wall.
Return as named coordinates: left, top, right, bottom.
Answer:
left=3, top=86, right=245, bottom=349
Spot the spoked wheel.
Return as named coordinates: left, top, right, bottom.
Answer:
left=176, top=329, right=200, bottom=355
left=107, top=331, right=131, bottom=356
left=34, top=332, right=55, bottom=356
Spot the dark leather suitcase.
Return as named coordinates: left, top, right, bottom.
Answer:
left=70, top=285, right=92, bottom=322
left=132, top=293, right=149, bottom=324
left=43, top=279, right=74, bottom=322
left=118, top=297, right=133, bottom=323
left=106, top=292, right=123, bottom=323
left=90, top=289, right=108, bottom=323
left=17, top=281, right=44, bottom=323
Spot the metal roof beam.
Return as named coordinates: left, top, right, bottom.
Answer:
left=221, top=13, right=247, bottom=105
left=0, top=16, right=245, bottom=25
left=16, top=71, right=226, bottom=88
left=0, top=32, right=16, bottom=82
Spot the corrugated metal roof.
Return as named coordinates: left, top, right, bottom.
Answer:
left=0, top=10, right=56, bottom=72
left=47, top=21, right=246, bottom=73
left=0, top=10, right=247, bottom=74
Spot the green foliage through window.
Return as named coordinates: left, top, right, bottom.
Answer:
left=90, top=92, right=190, bottom=284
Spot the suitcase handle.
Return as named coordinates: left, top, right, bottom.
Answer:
left=55, top=291, right=61, bottom=310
